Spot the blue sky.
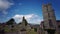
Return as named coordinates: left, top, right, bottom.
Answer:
left=0, top=0, right=60, bottom=24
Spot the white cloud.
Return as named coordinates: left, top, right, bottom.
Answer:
left=0, top=0, right=14, bottom=15
left=13, top=14, right=43, bottom=24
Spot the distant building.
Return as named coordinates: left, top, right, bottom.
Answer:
left=17, top=16, right=31, bottom=34
left=0, top=16, right=40, bottom=34
left=17, top=16, right=40, bottom=34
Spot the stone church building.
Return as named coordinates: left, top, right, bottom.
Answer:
left=17, top=16, right=32, bottom=34
left=39, top=3, right=60, bottom=34
left=0, top=16, right=39, bottom=34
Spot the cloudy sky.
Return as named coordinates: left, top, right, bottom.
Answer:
left=0, top=0, right=60, bottom=24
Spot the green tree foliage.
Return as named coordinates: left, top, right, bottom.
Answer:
left=34, top=28, right=37, bottom=32
left=6, top=18, right=15, bottom=25
left=25, top=20, right=28, bottom=26
left=26, top=29, right=37, bottom=34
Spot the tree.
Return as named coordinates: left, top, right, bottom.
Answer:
left=6, top=18, right=15, bottom=25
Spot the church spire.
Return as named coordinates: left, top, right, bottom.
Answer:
left=22, top=16, right=28, bottom=26
left=22, top=16, right=25, bottom=21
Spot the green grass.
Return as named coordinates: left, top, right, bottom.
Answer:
left=26, top=29, right=37, bottom=34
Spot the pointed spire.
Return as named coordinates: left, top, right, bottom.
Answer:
left=22, top=16, right=25, bottom=21
left=23, top=16, right=25, bottom=19
left=22, top=16, right=28, bottom=26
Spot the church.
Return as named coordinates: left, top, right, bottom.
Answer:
left=16, top=16, right=39, bottom=34
left=0, top=16, right=39, bottom=34
left=39, top=3, right=60, bottom=34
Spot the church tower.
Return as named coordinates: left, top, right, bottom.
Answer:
left=22, top=16, right=28, bottom=26
left=42, top=3, right=57, bottom=34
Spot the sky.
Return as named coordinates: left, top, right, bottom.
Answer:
left=0, top=0, right=60, bottom=24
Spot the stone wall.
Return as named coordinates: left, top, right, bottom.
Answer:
left=5, top=32, right=19, bottom=34
left=4, top=31, right=26, bottom=34
left=0, top=31, right=20, bottom=34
